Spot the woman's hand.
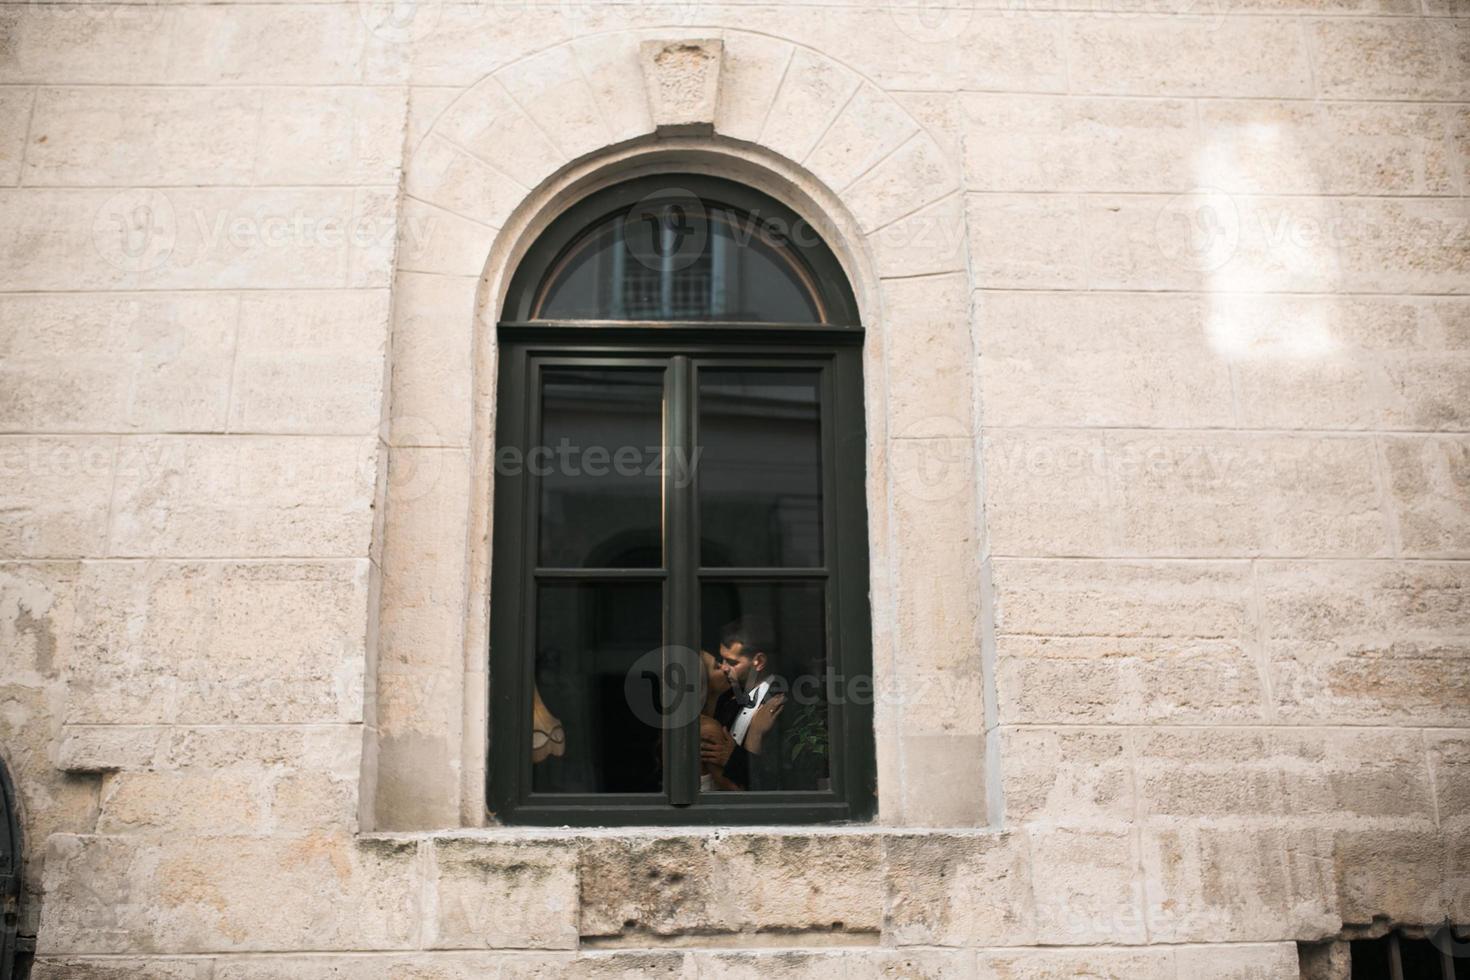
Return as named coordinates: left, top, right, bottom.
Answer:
left=700, top=716, right=735, bottom=767
left=744, top=694, right=786, bottom=754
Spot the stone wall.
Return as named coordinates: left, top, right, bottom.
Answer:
left=0, top=1, right=1466, bottom=977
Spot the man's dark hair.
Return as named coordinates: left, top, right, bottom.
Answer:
left=720, top=615, right=775, bottom=665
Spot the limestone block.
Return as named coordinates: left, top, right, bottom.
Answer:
left=760, top=48, right=858, bottom=164
left=690, top=950, right=968, bottom=980
left=846, top=135, right=957, bottom=234
left=165, top=6, right=369, bottom=86
left=57, top=725, right=170, bottom=772
left=1134, top=729, right=1286, bottom=819
left=570, top=37, right=652, bottom=145
left=579, top=833, right=883, bottom=940
left=882, top=274, right=973, bottom=438
left=497, top=46, right=609, bottom=162
left=992, top=558, right=1252, bottom=640
left=255, top=87, right=406, bottom=185
left=1383, top=436, right=1470, bottom=556
left=1174, top=944, right=1304, bottom=980
left=1275, top=729, right=1436, bottom=822
left=229, top=290, right=388, bottom=435
left=40, top=833, right=421, bottom=953
left=0, top=6, right=174, bottom=84
left=3, top=186, right=393, bottom=291
left=387, top=273, right=477, bottom=448
left=0, top=88, right=33, bottom=184
left=870, top=193, right=966, bottom=279
left=1333, top=828, right=1449, bottom=925
left=1028, top=827, right=1146, bottom=944
left=806, top=84, right=918, bottom=194
left=1309, top=20, right=1470, bottom=100
left=396, top=198, right=497, bottom=278
left=67, top=560, right=370, bottom=725
left=373, top=722, right=460, bottom=831
left=33, top=960, right=211, bottom=980
left=973, top=948, right=1174, bottom=980
left=1143, top=826, right=1338, bottom=942
left=406, top=134, right=524, bottom=230
left=998, top=635, right=1265, bottom=725
left=25, top=87, right=261, bottom=185
left=999, top=728, right=1133, bottom=825
left=713, top=33, right=792, bottom=144
left=966, top=194, right=1085, bottom=289
left=1068, top=17, right=1313, bottom=97
left=980, top=429, right=1112, bottom=556
left=638, top=38, right=722, bottom=135
left=1108, top=433, right=1389, bottom=557
left=108, top=435, right=376, bottom=558
left=96, top=770, right=265, bottom=835
left=1197, top=101, right=1458, bottom=196
left=885, top=832, right=1035, bottom=946
left=0, top=292, right=236, bottom=433
left=429, top=838, right=579, bottom=949
left=0, top=435, right=114, bottom=558
left=1297, top=942, right=1352, bottom=980
left=1427, top=733, right=1470, bottom=829
left=432, top=78, right=564, bottom=190
left=1258, top=560, right=1470, bottom=724
left=976, top=292, right=1234, bottom=428
left=898, top=733, right=988, bottom=827
left=961, top=95, right=1196, bottom=193
left=1335, top=198, right=1469, bottom=294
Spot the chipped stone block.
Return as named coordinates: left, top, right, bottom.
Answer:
left=640, top=39, right=722, bottom=134
left=885, top=832, right=1034, bottom=946
left=40, top=833, right=421, bottom=953
left=429, top=838, right=579, bottom=950
left=579, top=833, right=882, bottom=941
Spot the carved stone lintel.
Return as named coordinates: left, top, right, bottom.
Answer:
left=639, top=38, right=723, bottom=135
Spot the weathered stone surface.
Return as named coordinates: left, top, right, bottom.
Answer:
left=760, top=48, right=857, bottom=164
left=579, top=834, right=883, bottom=941
left=977, top=292, right=1235, bottom=428
left=1143, top=826, right=1339, bottom=942
left=967, top=194, right=1085, bottom=289
left=0, top=293, right=236, bottom=433
left=0, top=436, right=115, bottom=558
left=1000, top=728, right=1133, bottom=825
left=885, top=832, right=1035, bottom=946
left=0, top=88, right=31, bottom=184
left=1309, top=20, right=1470, bottom=101
left=1382, top=436, right=1470, bottom=557
left=230, top=290, right=389, bottom=435
left=962, top=95, right=1195, bottom=193
left=40, top=833, right=421, bottom=953
left=255, top=87, right=406, bottom=185
left=807, top=84, right=918, bottom=194
left=1068, top=17, right=1314, bottom=97
left=67, top=560, right=370, bottom=724
left=1259, top=561, right=1470, bottom=724
left=1028, top=827, right=1146, bottom=944
left=430, top=838, right=579, bottom=949
left=1333, top=828, right=1450, bottom=925
left=108, top=435, right=377, bottom=558
left=640, top=39, right=722, bottom=134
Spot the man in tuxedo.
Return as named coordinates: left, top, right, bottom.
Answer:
left=701, top=615, right=788, bottom=791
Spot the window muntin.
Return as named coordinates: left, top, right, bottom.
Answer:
left=491, top=176, right=873, bottom=825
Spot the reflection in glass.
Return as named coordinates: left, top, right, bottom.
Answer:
left=534, top=201, right=826, bottom=323
left=537, top=367, right=664, bottom=569
left=700, top=581, right=829, bottom=793
left=532, top=581, right=663, bottom=794
left=698, top=369, right=823, bottom=568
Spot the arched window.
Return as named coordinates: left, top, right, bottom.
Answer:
left=489, top=175, right=874, bottom=825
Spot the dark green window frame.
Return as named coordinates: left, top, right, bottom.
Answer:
left=488, top=176, right=876, bottom=825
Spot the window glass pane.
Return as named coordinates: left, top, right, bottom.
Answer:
left=698, top=368, right=823, bottom=568
left=537, top=367, right=664, bottom=569
left=534, top=200, right=825, bottom=323
left=532, top=581, right=664, bottom=794
left=699, top=580, right=831, bottom=793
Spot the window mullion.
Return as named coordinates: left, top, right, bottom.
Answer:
left=666, top=354, right=698, bottom=807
